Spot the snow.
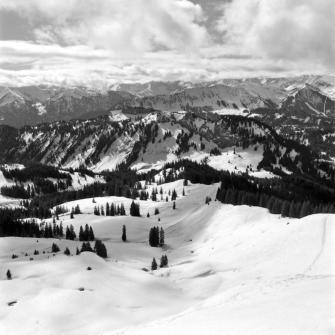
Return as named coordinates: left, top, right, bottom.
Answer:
left=32, top=102, right=47, bottom=116
left=0, top=171, right=21, bottom=206
left=0, top=180, right=334, bottom=334
left=212, top=108, right=249, bottom=116
left=109, top=110, right=129, bottom=122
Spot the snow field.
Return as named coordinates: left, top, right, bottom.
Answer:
left=0, top=179, right=334, bottom=334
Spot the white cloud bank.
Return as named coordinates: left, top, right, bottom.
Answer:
left=217, top=0, right=335, bottom=70
left=0, top=0, right=334, bottom=86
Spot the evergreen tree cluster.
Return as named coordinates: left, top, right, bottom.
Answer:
left=79, top=224, right=95, bottom=241
left=0, top=210, right=70, bottom=238
left=79, top=240, right=107, bottom=258
left=94, top=202, right=126, bottom=216
left=151, top=254, right=168, bottom=270
left=216, top=184, right=335, bottom=218
left=65, top=225, right=76, bottom=240
left=149, top=226, right=165, bottom=247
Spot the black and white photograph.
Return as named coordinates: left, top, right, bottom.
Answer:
left=0, top=0, right=334, bottom=334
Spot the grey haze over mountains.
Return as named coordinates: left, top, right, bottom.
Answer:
left=1, top=75, right=335, bottom=128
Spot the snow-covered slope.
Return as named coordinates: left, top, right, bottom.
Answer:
left=0, top=180, right=333, bottom=334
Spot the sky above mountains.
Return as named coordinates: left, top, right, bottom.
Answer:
left=0, top=0, right=334, bottom=87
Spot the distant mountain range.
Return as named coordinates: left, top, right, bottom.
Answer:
left=1, top=75, right=335, bottom=128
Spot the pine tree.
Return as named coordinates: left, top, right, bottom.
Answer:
left=84, top=224, right=90, bottom=241
left=151, top=257, right=157, bottom=271
left=80, top=242, right=93, bottom=253
left=173, top=201, right=176, bottom=210
left=79, top=226, right=84, bottom=241
left=147, top=212, right=150, bottom=218
left=154, top=208, right=159, bottom=215
left=160, top=254, right=168, bottom=268
left=159, top=227, right=165, bottom=246
left=64, top=247, right=70, bottom=256
left=130, top=201, right=140, bottom=216
left=182, top=188, right=185, bottom=196
left=122, top=225, right=127, bottom=242
left=110, top=203, right=115, bottom=216
left=171, top=189, right=177, bottom=201
left=89, top=226, right=95, bottom=241
left=52, top=243, right=60, bottom=253
left=65, top=226, right=70, bottom=240
left=6, top=269, right=12, bottom=280
left=94, top=240, right=107, bottom=258
left=70, top=211, right=74, bottom=219
left=120, top=203, right=126, bottom=216
left=69, top=225, right=76, bottom=240
left=106, top=202, right=110, bottom=216
left=76, top=247, right=80, bottom=255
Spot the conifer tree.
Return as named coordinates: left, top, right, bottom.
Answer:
left=160, top=254, right=168, bottom=268
left=94, top=240, right=107, bottom=258
left=120, top=203, right=126, bottom=216
left=122, top=225, right=127, bottom=242
left=84, top=224, right=90, bottom=241
left=154, top=208, right=159, bottom=215
left=171, top=189, right=177, bottom=201
left=173, top=201, right=176, bottom=210
left=76, top=247, right=80, bottom=255
left=80, top=241, right=93, bottom=252
left=151, top=257, right=157, bottom=271
left=79, top=226, right=84, bottom=241
left=64, top=247, right=70, bottom=256
left=106, top=202, right=110, bottom=216
left=6, top=269, right=12, bottom=280
left=110, top=203, right=115, bottom=216
left=89, top=226, right=95, bottom=241
left=159, top=227, right=165, bottom=246
left=52, top=243, right=60, bottom=253
left=130, top=201, right=140, bottom=216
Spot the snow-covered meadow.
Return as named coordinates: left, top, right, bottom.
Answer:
left=0, top=180, right=334, bottom=334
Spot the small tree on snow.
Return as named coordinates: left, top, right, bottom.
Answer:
left=6, top=269, right=12, bottom=280
left=122, top=225, right=127, bottom=242
left=160, top=255, right=168, bottom=268
left=151, top=258, right=157, bottom=271
left=52, top=243, right=60, bottom=253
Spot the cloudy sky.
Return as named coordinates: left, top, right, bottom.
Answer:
left=0, top=0, right=334, bottom=87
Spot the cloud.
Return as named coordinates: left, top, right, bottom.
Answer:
left=217, top=0, right=335, bottom=71
left=0, top=0, right=334, bottom=86
left=0, top=0, right=209, bottom=53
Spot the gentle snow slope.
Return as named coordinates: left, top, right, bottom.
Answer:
left=0, top=180, right=334, bottom=335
